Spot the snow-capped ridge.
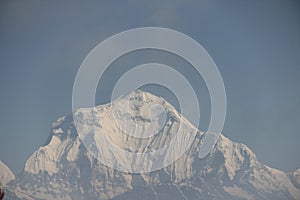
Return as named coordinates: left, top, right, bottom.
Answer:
left=216, top=135, right=257, bottom=180
left=11, top=90, right=300, bottom=200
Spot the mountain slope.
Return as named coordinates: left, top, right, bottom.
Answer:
left=0, top=160, right=15, bottom=185
left=7, top=91, right=300, bottom=200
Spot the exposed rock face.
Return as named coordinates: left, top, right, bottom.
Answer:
left=6, top=91, right=300, bottom=199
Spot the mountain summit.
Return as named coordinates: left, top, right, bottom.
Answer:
left=5, top=91, right=300, bottom=199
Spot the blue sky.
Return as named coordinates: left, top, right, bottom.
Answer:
left=0, top=0, right=300, bottom=174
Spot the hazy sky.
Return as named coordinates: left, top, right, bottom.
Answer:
left=0, top=0, right=300, bottom=174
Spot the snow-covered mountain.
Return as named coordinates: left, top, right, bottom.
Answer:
left=0, top=160, right=15, bottom=185
left=5, top=90, right=300, bottom=199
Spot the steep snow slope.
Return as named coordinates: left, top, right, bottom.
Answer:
left=6, top=91, right=300, bottom=200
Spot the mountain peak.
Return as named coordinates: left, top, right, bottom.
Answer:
left=125, top=89, right=163, bottom=101
left=9, top=90, right=300, bottom=199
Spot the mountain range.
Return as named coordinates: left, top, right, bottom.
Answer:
left=1, top=90, right=300, bottom=200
